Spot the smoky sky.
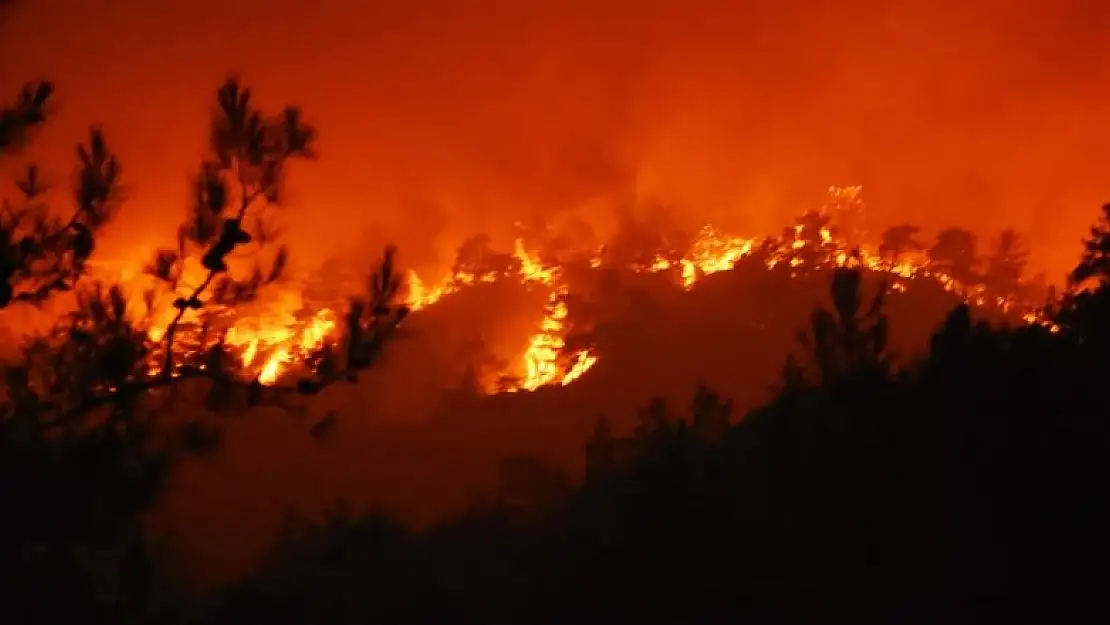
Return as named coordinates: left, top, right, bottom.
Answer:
left=5, top=0, right=1109, bottom=580
left=2, top=0, right=1109, bottom=277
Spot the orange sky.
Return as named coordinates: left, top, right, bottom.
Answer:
left=6, top=0, right=1110, bottom=579
left=2, top=0, right=1109, bottom=279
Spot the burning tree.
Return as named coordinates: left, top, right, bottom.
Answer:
left=145, top=77, right=316, bottom=377
left=132, top=78, right=411, bottom=393
left=823, top=185, right=867, bottom=247
left=778, top=210, right=837, bottom=270
left=453, top=234, right=521, bottom=279
left=0, top=75, right=411, bottom=486
left=0, top=75, right=413, bottom=622
left=602, top=204, right=692, bottom=269
left=878, top=224, right=925, bottom=265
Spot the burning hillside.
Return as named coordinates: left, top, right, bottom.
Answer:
left=0, top=79, right=1062, bottom=420
left=49, top=185, right=1052, bottom=404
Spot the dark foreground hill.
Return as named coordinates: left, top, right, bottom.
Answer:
left=193, top=266, right=1108, bottom=625
left=152, top=260, right=1005, bottom=586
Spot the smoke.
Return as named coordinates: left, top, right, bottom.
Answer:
left=7, top=0, right=1110, bottom=581
left=1, top=0, right=1108, bottom=277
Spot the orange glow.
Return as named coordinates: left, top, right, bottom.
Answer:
left=88, top=186, right=1057, bottom=393
left=6, top=0, right=1110, bottom=285
left=395, top=186, right=1056, bottom=393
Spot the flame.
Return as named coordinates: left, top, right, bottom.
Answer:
left=224, top=307, right=337, bottom=386
left=102, top=257, right=342, bottom=386
left=97, top=185, right=1057, bottom=394
left=506, top=239, right=596, bottom=391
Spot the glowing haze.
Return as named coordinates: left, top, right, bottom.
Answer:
left=1, top=0, right=1109, bottom=279
left=8, top=0, right=1110, bottom=579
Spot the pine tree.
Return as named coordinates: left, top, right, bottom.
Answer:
left=1, top=84, right=121, bottom=308
left=0, top=81, right=53, bottom=154
left=878, top=224, right=925, bottom=265
left=145, top=77, right=316, bottom=376
left=927, top=228, right=980, bottom=286
left=1069, top=202, right=1110, bottom=288
left=984, top=228, right=1029, bottom=298
left=797, top=266, right=890, bottom=386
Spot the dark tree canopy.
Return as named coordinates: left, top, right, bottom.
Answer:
left=781, top=209, right=836, bottom=269
left=927, top=227, right=980, bottom=285
left=1, top=127, right=122, bottom=308
left=0, top=82, right=53, bottom=154
left=1069, top=202, right=1110, bottom=288
left=8, top=65, right=1110, bottom=624
left=878, top=223, right=924, bottom=262
left=146, top=77, right=318, bottom=378
left=602, top=203, right=691, bottom=269
left=796, top=265, right=889, bottom=385
left=0, top=75, right=412, bottom=625
left=984, top=228, right=1030, bottom=298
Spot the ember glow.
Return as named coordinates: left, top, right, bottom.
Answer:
left=99, top=186, right=1056, bottom=394
left=105, top=257, right=344, bottom=386
left=225, top=307, right=337, bottom=386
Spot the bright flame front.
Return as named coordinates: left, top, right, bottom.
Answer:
left=101, top=185, right=1057, bottom=394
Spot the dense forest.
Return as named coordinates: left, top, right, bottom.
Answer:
left=3, top=78, right=1109, bottom=625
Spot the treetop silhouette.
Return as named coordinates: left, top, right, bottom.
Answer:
left=1, top=127, right=121, bottom=307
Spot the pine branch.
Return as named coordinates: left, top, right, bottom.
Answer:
left=0, top=82, right=53, bottom=153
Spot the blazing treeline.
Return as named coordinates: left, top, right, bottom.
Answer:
left=4, top=76, right=1110, bottom=624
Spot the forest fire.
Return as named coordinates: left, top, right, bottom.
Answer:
left=110, top=256, right=343, bottom=387
left=224, top=308, right=337, bottom=386
left=0, top=78, right=1058, bottom=407
left=402, top=233, right=596, bottom=392
left=10, top=6, right=1110, bottom=615
left=105, top=186, right=1056, bottom=395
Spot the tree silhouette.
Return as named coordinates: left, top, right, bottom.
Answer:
left=180, top=242, right=1110, bottom=623
left=0, top=66, right=183, bottom=625
left=1, top=77, right=409, bottom=423
left=453, top=233, right=520, bottom=279
left=878, top=224, right=924, bottom=265
left=0, top=82, right=53, bottom=154
left=689, top=384, right=731, bottom=441
left=585, top=415, right=618, bottom=483
left=927, top=227, right=980, bottom=286
left=1, top=122, right=121, bottom=307
left=983, top=228, right=1029, bottom=298
left=603, top=204, right=691, bottom=269
left=796, top=265, right=890, bottom=386
left=1053, top=203, right=1110, bottom=344
left=9, top=69, right=1110, bottom=623
left=782, top=209, right=837, bottom=269
left=332, top=246, right=410, bottom=381
left=1023, top=272, right=1052, bottom=308
left=1068, top=202, right=1110, bottom=288
left=0, top=282, right=184, bottom=624
left=0, top=77, right=413, bottom=625
left=146, top=77, right=316, bottom=377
